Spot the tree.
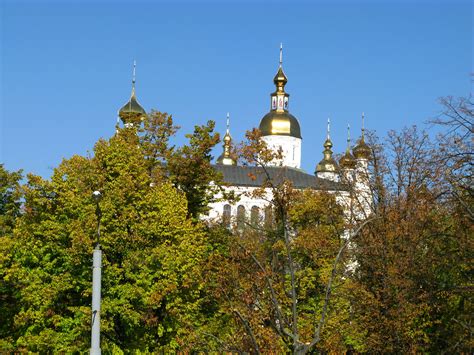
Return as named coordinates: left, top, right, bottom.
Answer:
left=0, top=165, right=23, bottom=350
left=0, top=127, right=214, bottom=352
left=137, top=111, right=226, bottom=219
left=432, top=95, right=473, bottom=221
left=205, top=129, right=368, bottom=354
left=347, top=126, right=472, bottom=353
left=166, top=120, right=223, bottom=219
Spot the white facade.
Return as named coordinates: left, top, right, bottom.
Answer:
left=207, top=184, right=354, bottom=228
left=207, top=186, right=272, bottom=225
left=261, top=135, right=302, bottom=169
left=353, top=158, right=372, bottom=220
left=316, top=171, right=339, bottom=182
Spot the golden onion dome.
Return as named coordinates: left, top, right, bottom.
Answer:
left=316, top=138, right=338, bottom=173
left=316, top=121, right=338, bottom=174
left=119, top=61, right=146, bottom=126
left=216, top=152, right=236, bottom=166
left=339, top=124, right=356, bottom=169
left=259, top=111, right=301, bottom=138
left=339, top=150, right=356, bottom=169
left=119, top=89, right=146, bottom=117
left=353, top=113, right=371, bottom=160
left=223, top=131, right=232, bottom=143
left=353, top=137, right=371, bottom=160
left=316, top=157, right=338, bottom=173
left=273, top=66, right=288, bottom=87
left=217, top=113, right=237, bottom=166
left=259, top=45, right=301, bottom=139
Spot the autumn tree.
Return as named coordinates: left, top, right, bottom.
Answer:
left=205, top=129, right=369, bottom=354
left=432, top=95, right=473, bottom=221
left=347, top=125, right=472, bottom=353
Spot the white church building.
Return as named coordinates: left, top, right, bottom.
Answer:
left=208, top=47, right=372, bottom=225
left=117, top=51, right=372, bottom=225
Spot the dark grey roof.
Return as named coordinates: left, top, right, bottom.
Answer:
left=213, top=165, right=346, bottom=191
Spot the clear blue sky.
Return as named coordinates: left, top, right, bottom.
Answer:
left=1, top=0, right=472, bottom=178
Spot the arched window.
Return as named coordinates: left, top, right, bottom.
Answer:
left=223, top=204, right=231, bottom=228
left=251, top=205, right=259, bottom=226
left=264, top=205, right=274, bottom=228
left=237, top=205, right=246, bottom=229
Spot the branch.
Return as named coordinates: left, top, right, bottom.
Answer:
left=234, top=309, right=260, bottom=354
left=237, top=241, right=294, bottom=341
left=306, top=216, right=380, bottom=351
left=282, top=212, right=300, bottom=346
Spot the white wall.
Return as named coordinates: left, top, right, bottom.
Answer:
left=261, top=135, right=302, bottom=169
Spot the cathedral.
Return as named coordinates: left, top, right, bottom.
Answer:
left=117, top=49, right=372, bottom=224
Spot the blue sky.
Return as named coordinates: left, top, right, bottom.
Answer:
left=1, top=0, right=472, bottom=178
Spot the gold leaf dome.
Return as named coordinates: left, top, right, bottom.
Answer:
left=259, top=111, right=301, bottom=138
left=119, top=90, right=146, bottom=117
left=259, top=44, right=301, bottom=139
left=316, top=138, right=338, bottom=173
left=353, top=138, right=371, bottom=159
left=339, top=150, right=356, bottom=169
left=273, top=66, right=288, bottom=87
left=118, top=61, right=146, bottom=126
left=353, top=113, right=371, bottom=160
left=339, top=124, right=356, bottom=169
left=217, top=113, right=237, bottom=166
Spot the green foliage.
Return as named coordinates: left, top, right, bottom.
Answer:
left=0, top=165, right=23, bottom=349
left=0, top=164, right=22, bottom=235
left=0, top=128, right=213, bottom=351
left=138, top=112, right=225, bottom=219
left=1, top=101, right=471, bottom=353
left=166, top=120, right=222, bottom=219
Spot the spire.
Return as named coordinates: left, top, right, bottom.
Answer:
left=279, top=42, right=283, bottom=68
left=340, top=123, right=356, bottom=169
left=323, top=117, right=332, bottom=148
left=118, top=60, right=146, bottom=126
left=269, top=43, right=290, bottom=113
left=217, top=113, right=236, bottom=166
left=361, top=111, right=365, bottom=139
left=327, top=117, right=331, bottom=139
left=131, top=60, right=136, bottom=97
left=273, top=43, right=288, bottom=93
left=353, top=112, right=371, bottom=160
left=316, top=118, right=337, bottom=174
left=347, top=123, right=351, bottom=149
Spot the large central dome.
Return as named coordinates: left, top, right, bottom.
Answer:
left=258, top=46, right=302, bottom=140
left=257, top=44, right=303, bottom=169
left=259, top=111, right=301, bottom=138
